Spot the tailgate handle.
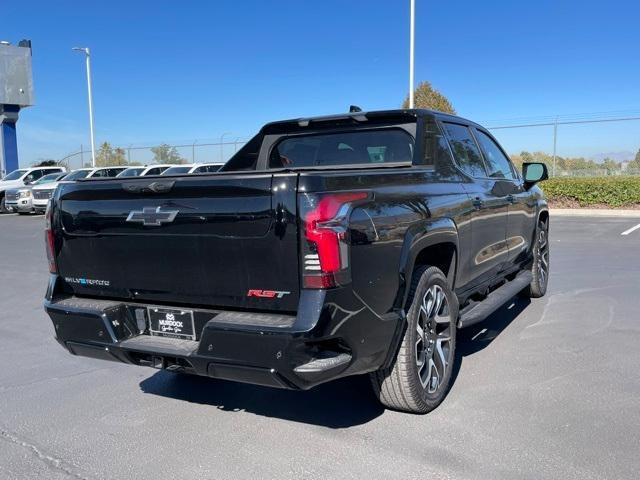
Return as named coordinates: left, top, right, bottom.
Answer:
left=122, top=181, right=175, bottom=194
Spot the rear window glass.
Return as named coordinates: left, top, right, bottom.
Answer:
left=269, top=129, right=414, bottom=168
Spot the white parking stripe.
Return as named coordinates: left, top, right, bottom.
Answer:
left=621, top=223, right=640, bottom=236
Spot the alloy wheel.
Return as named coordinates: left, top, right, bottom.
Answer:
left=415, top=284, right=452, bottom=394
left=538, top=224, right=549, bottom=287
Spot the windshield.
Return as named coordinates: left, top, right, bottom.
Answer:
left=117, top=168, right=145, bottom=177
left=63, top=170, right=91, bottom=181
left=34, top=173, right=63, bottom=185
left=2, top=169, right=28, bottom=181
left=162, top=166, right=191, bottom=175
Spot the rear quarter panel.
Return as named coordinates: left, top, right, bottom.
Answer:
left=299, top=167, right=474, bottom=318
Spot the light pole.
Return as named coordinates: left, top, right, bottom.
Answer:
left=409, top=0, right=415, bottom=108
left=72, top=47, right=96, bottom=167
left=219, top=132, right=231, bottom=161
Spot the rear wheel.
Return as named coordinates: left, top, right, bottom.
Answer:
left=370, top=266, right=458, bottom=414
left=524, top=217, right=549, bottom=298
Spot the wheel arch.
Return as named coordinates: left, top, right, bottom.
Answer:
left=538, top=208, right=549, bottom=224
left=394, top=217, right=459, bottom=312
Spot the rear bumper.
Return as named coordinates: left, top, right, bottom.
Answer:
left=44, top=285, right=401, bottom=390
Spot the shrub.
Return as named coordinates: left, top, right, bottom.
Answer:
left=542, top=176, right=640, bottom=208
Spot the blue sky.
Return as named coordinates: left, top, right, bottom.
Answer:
left=3, top=0, right=640, bottom=164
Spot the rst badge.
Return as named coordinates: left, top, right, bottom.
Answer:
left=247, top=289, right=291, bottom=299
left=126, top=207, right=179, bottom=226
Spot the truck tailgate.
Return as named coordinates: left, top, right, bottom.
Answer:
left=54, top=173, right=299, bottom=312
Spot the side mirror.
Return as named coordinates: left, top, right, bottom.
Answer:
left=522, top=162, right=548, bottom=187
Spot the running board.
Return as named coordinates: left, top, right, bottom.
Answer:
left=457, top=271, right=533, bottom=329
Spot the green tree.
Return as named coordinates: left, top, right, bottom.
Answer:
left=628, top=149, right=640, bottom=169
left=150, top=144, right=185, bottom=164
left=602, top=157, right=620, bottom=172
left=95, top=142, right=127, bottom=167
left=402, top=81, right=456, bottom=114
left=34, top=159, right=59, bottom=167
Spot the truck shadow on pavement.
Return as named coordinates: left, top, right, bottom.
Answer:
left=139, top=296, right=530, bottom=428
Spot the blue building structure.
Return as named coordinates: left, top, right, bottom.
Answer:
left=0, top=39, right=34, bottom=177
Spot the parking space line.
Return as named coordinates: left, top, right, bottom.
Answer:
left=621, top=223, right=640, bottom=236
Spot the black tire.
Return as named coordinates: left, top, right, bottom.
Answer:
left=524, top=217, right=549, bottom=298
left=370, top=266, right=459, bottom=414
left=0, top=197, right=7, bottom=214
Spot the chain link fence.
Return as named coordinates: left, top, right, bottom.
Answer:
left=486, top=112, right=640, bottom=177
left=57, top=138, right=249, bottom=171
left=54, top=112, right=640, bottom=176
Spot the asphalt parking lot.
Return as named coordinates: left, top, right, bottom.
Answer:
left=0, top=213, right=639, bottom=480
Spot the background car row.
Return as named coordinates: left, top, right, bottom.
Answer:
left=0, top=162, right=225, bottom=214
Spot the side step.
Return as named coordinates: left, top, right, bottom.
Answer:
left=458, top=271, right=532, bottom=329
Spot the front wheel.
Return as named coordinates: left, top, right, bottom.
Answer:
left=370, top=266, right=458, bottom=414
left=0, top=197, right=7, bottom=214
left=524, top=217, right=550, bottom=298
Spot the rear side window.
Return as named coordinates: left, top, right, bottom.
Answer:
left=193, top=165, right=222, bottom=173
left=474, top=130, right=515, bottom=180
left=269, top=129, right=414, bottom=169
left=421, top=117, right=456, bottom=170
left=443, top=123, right=487, bottom=178
left=107, top=168, right=125, bottom=177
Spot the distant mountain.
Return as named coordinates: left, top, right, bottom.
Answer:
left=590, top=151, right=635, bottom=163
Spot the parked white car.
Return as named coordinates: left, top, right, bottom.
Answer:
left=31, top=172, right=71, bottom=214
left=60, top=166, right=128, bottom=182
left=30, top=167, right=128, bottom=214
left=116, top=165, right=174, bottom=177
left=0, top=166, right=66, bottom=213
left=5, top=172, right=68, bottom=214
left=161, top=163, right=225, bottom=175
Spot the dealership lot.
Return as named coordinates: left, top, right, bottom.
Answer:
left=0, top=214, right=638, bottom=480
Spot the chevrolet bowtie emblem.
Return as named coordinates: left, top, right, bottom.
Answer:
left=126, top=207, right=179, bottom=226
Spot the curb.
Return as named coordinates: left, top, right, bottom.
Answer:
left=550, top=208, right=640, bottom=218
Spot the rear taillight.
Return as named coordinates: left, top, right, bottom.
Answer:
left=300, top=192, right=368, bottom=289
left=45, top=202, right=57, bottom=273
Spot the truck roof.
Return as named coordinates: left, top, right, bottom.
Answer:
left=262, top=108, right=479, bottom=134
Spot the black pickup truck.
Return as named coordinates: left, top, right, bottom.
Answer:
left=44, top=109, right=549, bottom=413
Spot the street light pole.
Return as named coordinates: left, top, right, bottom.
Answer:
left=73, top=47, right=96, bottom=167
left=552, top=116, right=558, bottom=177
left=409, top=0, right=415, bottom=108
